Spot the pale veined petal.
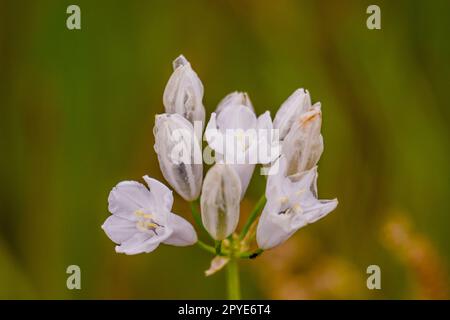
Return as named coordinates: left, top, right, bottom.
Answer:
left=143, top=175, right=174, bottom=211
left=163, top=55, right=205, bottom=127
left=256, top=203, right=297, bottom=250
left=115, top=232, right=167, bottom=255
left=282, top=108, right=323, bottom=175
left=205, top=113, right=225, bottom=154
left=273, top=88, right=311, bottom=140
left=154, top=113, right=203, bottom=201
left=108, top=181, right=154, bottom=221
left=162, top=213, right=198, bottom=246
left=303, top=198, right=338, bottom=224
left=101, top=215, right=137, bottom=244
left=229, top=163, right=255, bottom=199
left=216, top=91, right=254, bottom=115
left=200, top=164, right=241, bottom=240
left=216, top=104, right=257, bottom=131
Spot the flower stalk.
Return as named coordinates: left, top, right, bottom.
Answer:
left=239, top=195, right=266, bottom=240
left=226, top=239, right=241, bottom=300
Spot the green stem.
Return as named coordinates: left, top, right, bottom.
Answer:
left=239, top=195, right=266, bottom=240
left=197, top=240, right=228, bottom=256
left=190, top=201, right=210, bottom=238
left=197, top=240, right=216, bottom=254
left=226, top=258, right=241, bottom=300
left=215, top=240, right=222, bottom=255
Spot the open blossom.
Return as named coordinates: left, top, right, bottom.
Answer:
left=102, top=176, right=197, bottom=255
left=154, top=113, right=203, bottom=201
left=256, top=157, right=337, bottom=250
left=205, top=101, right=280, bottom=197
left=201, top=163, right=241, bottom=240
left=163, top=55, right=205, bottom=127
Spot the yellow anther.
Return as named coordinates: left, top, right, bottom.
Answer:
left=279, top=196, right=289, bottom=204
left=292, top=203, right=303, bottom=214
left=134, top=209, right=153, bottom=219
left=144, top=221, right=158, bottom=229
left=136, top=220, right=158, bottom=232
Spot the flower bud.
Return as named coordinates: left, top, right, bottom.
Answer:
left=200, top=163, right=241, bottom=240
left=153, top=113, right=203, bottom=201
left=163, top=55, right=205, bottom=127
left=282, top=105, right=323, bottom=176
left=215, top=91, right=254, bottom=115
left=273, top=88, right=311, bottom=140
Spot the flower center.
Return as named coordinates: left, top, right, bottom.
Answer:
left=134, top=209, right=164, bottom=235
left=278, top=188, right=307, bottom=216
left=235, top=130, right=254, bottom=152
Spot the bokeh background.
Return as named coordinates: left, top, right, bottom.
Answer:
left=1, top=0, right=449, bottom=299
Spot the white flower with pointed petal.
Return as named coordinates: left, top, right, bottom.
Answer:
left=163, top=55, right=205, bottom=127
left=273, top=88, right=312, bottom=140
left=256, top=157, right=337, bottom=250
left=282, top=104, right=323, bottom=176
left=205, top=103, right=280, bottom=197
left=154, top=113, right=203, bottom=201
left=102, top=176, right=197, bottom=255
left=201, top=163, right=241, bottom=240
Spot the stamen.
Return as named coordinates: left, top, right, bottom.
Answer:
left=134, top=209, right=164, bottom=235
left=134, top=209, right=153, bottom=219
left=292, top=203, right=303, bottom=214
left=279, top=196, right=289, bottom=204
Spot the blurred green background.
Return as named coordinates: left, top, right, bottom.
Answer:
left=1, top=0, right=449, bottom=299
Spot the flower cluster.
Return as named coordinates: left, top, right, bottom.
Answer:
left=102, top=55, right=338, bottom=264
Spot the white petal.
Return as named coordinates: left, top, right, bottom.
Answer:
left=282, top=108, right=323, bottom=175
left=163, top=55, right=205, bottom=126
left=205, top=113, right=225, bottom=154
left=201, top=164, right=241, bottom=240
left=265, top=157, right=288, bottom=197
left=102, top=215, right=137, bottom=244
left=108, top=181, right=153, bottom=220
left=256, top=203, right=296, bottom=250
left=143, top=175, right=174, bottom=211
left=216, top=104, right=257, bottom=130
left=172, top=54, right=189, bottom=69
left=216, top=91, right=254, bottom=115
left=254, top=111, right=281, bottom=164
left=163, top=213, right=197, bottom=246
left=257, top=111, right=273, bottom=131
left=154, top=113, right=203, bottom=201
left=303, top=198, right=338, bottom=224
left=284, top=166, right=318, bottom=195
left=229, top=164, right=255, bottom=198
left=115, top=233, right=162, bottom=255
left=273, top=88, right=311, bottom=140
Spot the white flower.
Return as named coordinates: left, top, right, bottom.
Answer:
left=163, top=55, right=205, bottom=127
left=102, top=176, right=197, bottom=255
left=256, top=157, right=337, bottom=250
left=282, top=104, right=323, bottom=176
left=200, top=163, right=241, bottom=240
left=273, top=88, right=313, bottom=140
left=205, top=102, right=280, bottom=197
left=154, top=113, right=203, bottom=201
left=215, top=91, right=254, bottom=115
